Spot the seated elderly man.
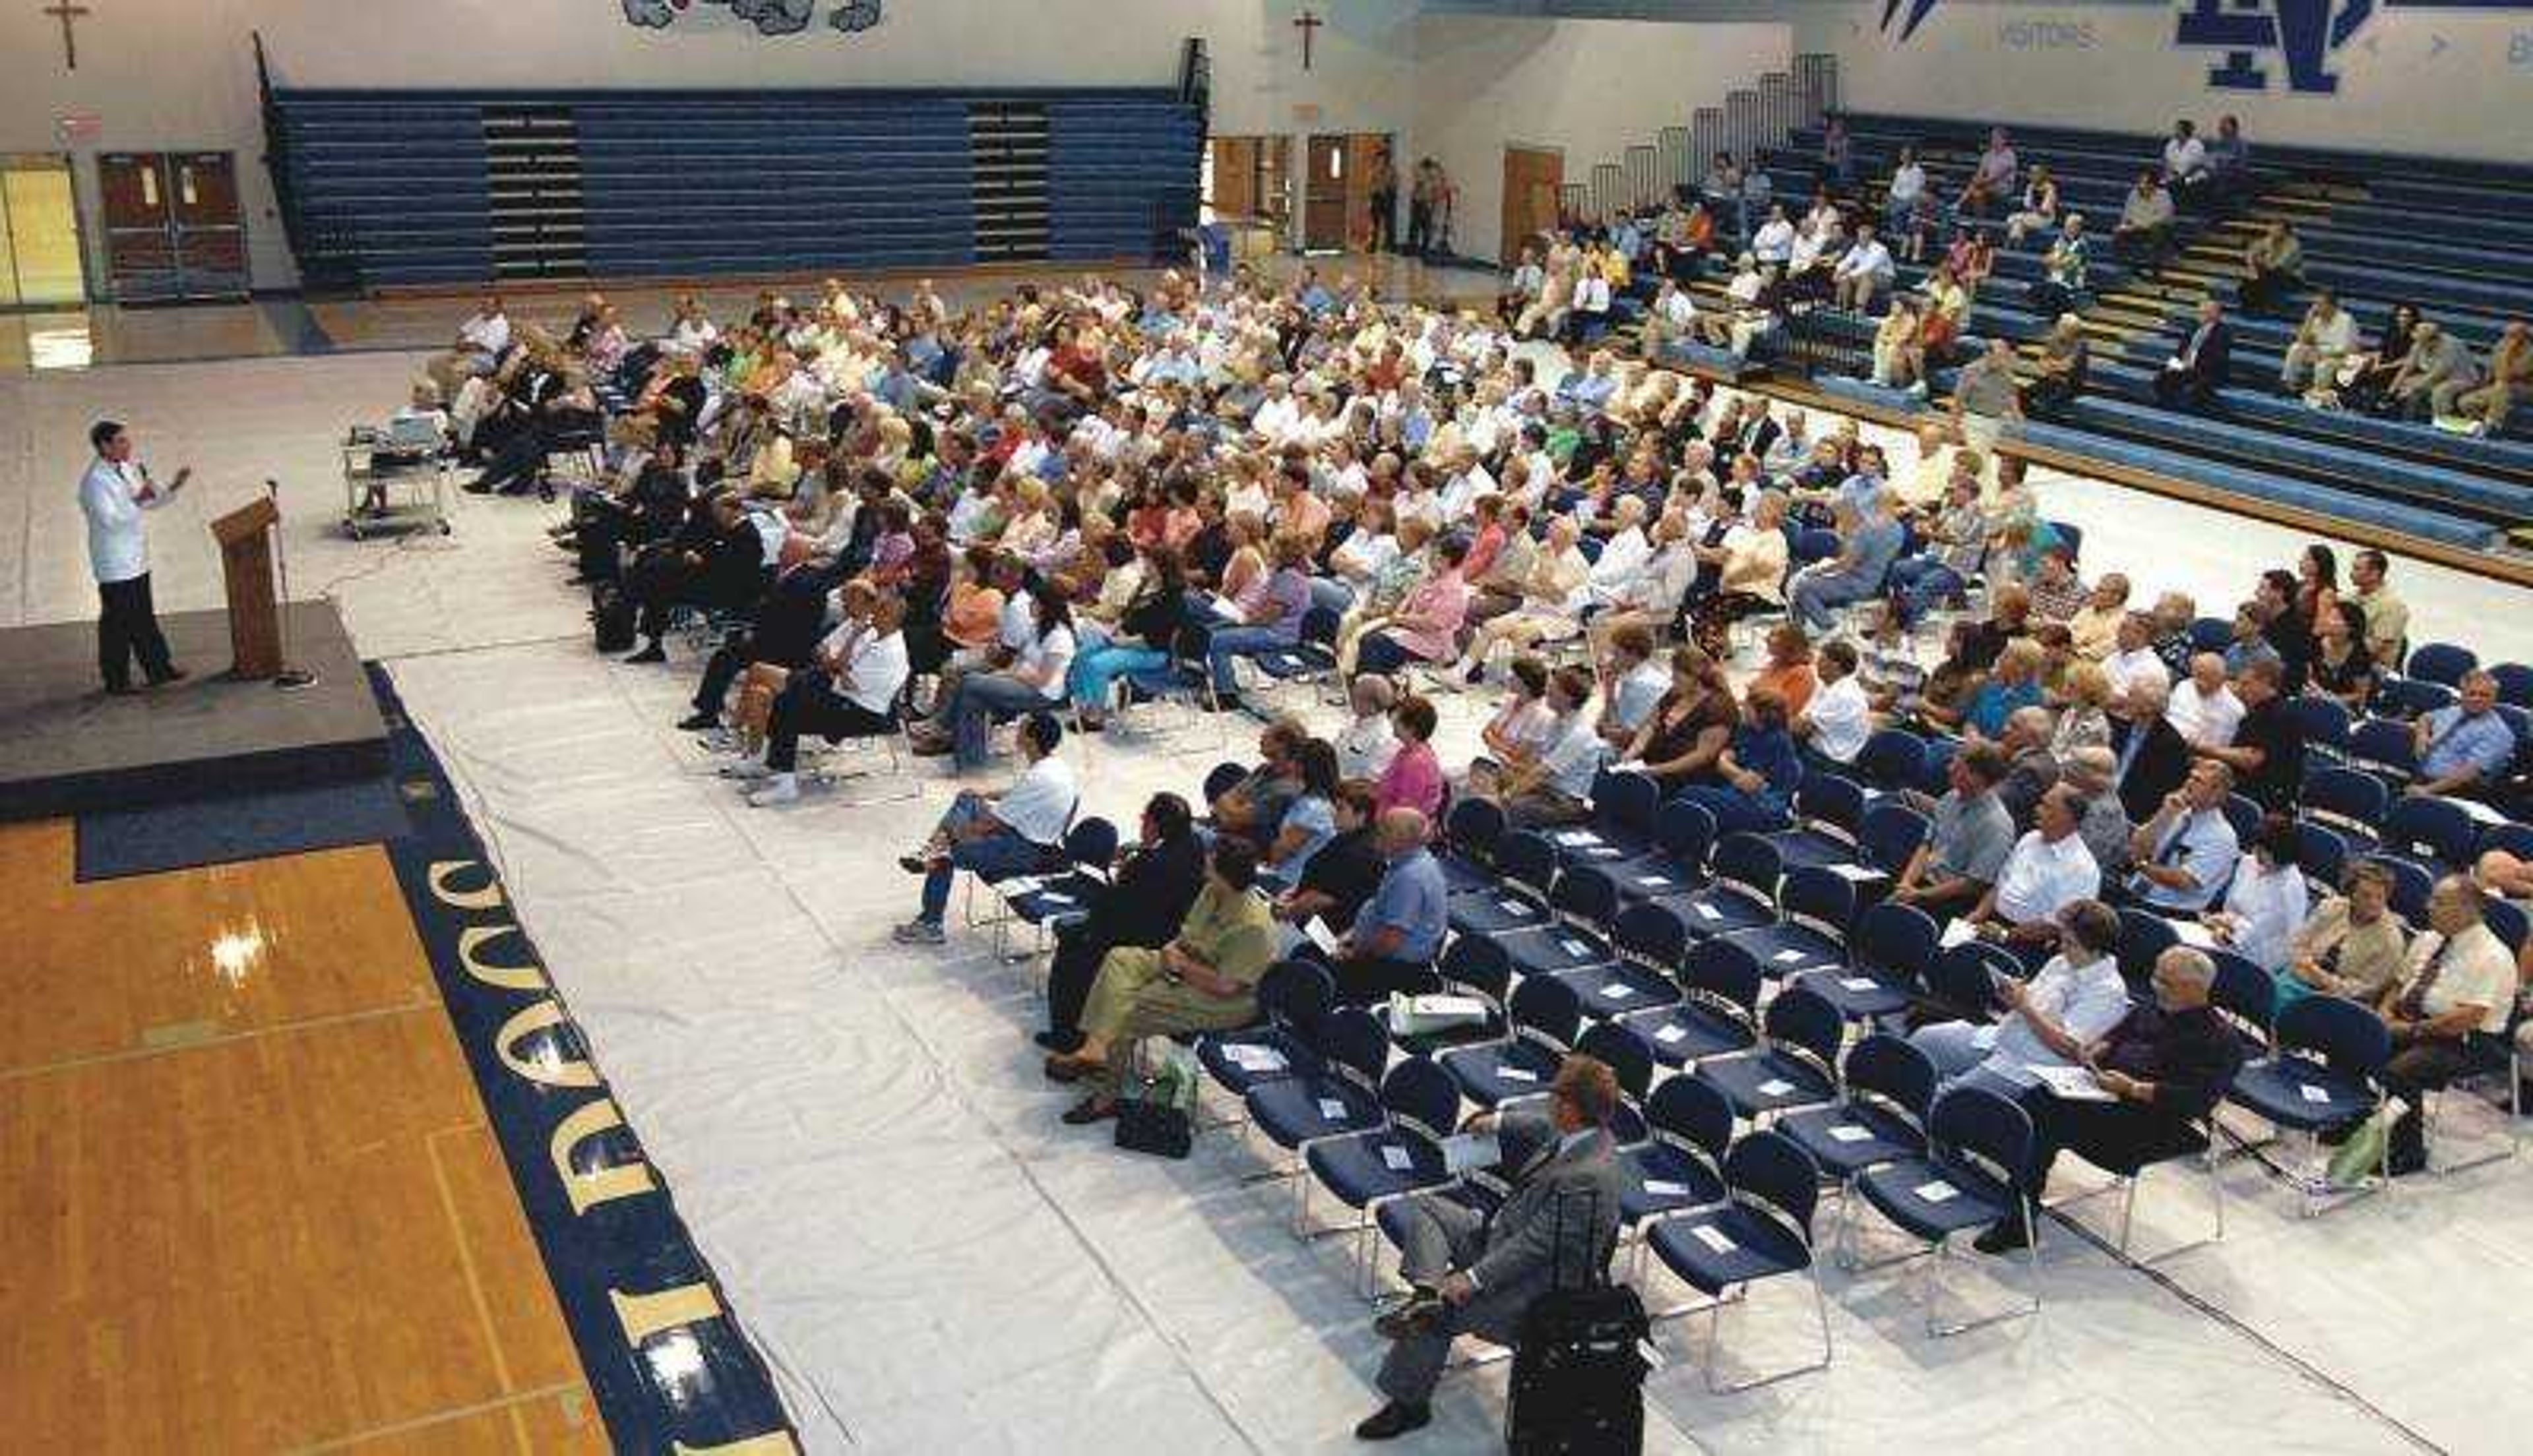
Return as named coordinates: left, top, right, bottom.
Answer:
left=1212, top=717, right=1309, bottom=849
left=2346, top=875, right=2518, bottom=1175
left=2410, top=669, right=2517, bottom=802
left=1891, top=743, right=2017, bottom=917
left=1330, top=808, right=1449, bottom=1004
left=1912, top=898, right=2133, bottom=1092
left=891, top=712, right=1079, bottom=945
left=1046, top=836, right=1279, bottom=1126
left=1966, top=785, right=2102, bottom=964
left=2127, top=759, right=2241, bottom=914
left=1972, top=946, right=2242, bottom=1254
left=1354, top=1054, right=1625, bottom=1442
left=2059, top=746, right=2133, bottom=878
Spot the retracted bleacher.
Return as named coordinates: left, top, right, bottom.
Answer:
left=264, top=86, right=1201, bottom=289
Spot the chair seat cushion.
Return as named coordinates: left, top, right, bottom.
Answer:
left=1196, top=1028, right=1315, bottom=1097
left=1448, top=889, right=1553, bottom=938
left=1248, top=1074, right=1383, bottom=1149
left=1437, top=853, right=1498, bottom=895
left=1669, top=890, right=1774, bottom=937
left=1767, top=829, right=1858, bottom=870
left=1699, top=1052, right=1835, bottom=1118
left=1793, top=965, right=1914, bottom=1020
left=1551, top=960, right=1683, bottom=1019
left=1441, top=1038, right=1565, bottom=1106
left=1619, top=1143, right=1724, bottom=1223
left=1307, top=1132, right=1452, bottom=1209
left=1604, top=855, right=1704, bottom=901
left=1501, top=925, right=1615, bottom=977
left=1725, top=925, right=1848, bottom=979
left=1855, top=1155, right=2018, bottom=1241
left=1648, top=1205, right=1811, bottom=1295
left=1007, top=871, right=1106, bottom=923
left=2228, top=1054, right=2376, bottom=1131
left=1619, top=1003, right=1754, bottom=1067
left=1778, top=1103, right=1925, bottom=1178
left=1542, top=826, right=1641, bottom=865
left=1253, top=645, right=1335, bottom=679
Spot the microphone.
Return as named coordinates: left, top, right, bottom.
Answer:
left=266, top=477, right=280, bottom=497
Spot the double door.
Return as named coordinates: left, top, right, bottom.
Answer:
left=96, top=152, right=249, bottom=303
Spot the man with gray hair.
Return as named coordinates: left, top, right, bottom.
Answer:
left=1974, top=944, right=2243, bottom=1253
left=1995, top=704, right=2062, bottom=826
left=2061, top=745, right=2133, bottom=876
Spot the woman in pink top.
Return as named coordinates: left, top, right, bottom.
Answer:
left=1356, top=536, right=1470, bottom=675
left=1374, top=693, right=1447, bottom=821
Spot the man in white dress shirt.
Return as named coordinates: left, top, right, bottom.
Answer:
left=1971, top=785, right=2102, bottom=961
left=78, top=420, right=190, bottom=694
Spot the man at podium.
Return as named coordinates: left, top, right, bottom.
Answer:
left=78, top=419, right=190, bottom=694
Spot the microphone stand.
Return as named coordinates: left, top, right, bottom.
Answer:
left=267, top=477, right=317, bottom=691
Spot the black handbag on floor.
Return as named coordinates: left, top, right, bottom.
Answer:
left=591, top=584, right=637, bottom=653
left=1111, top=1039, right=1196, bottom=1160
left=1504, top=1189, right=1648, bottom=1456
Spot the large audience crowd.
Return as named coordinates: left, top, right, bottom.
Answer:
left=404, top=253, right=2532, bottom=1438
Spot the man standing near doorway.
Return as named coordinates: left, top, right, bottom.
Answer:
left=1367, top=145, right=1398, bottom=253
left=80, top=419, right=189, bottom=694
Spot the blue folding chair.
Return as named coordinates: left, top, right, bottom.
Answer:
left=1577, top=1020, right=1656, bottom=1147
left=998, top=816, right=1119, bottom=959
left=1619, top=1074, right=1734, bottom=1246
left=1435, top=795, right=1509, bottom=895
left=1856, top=727, right=1929, bottom=795
left=1725, top=865, right=1858, bottom=979
left=1573, top=768, right=1663, bottom=862
left=1672, top=832, right=1785, bottom=938
left=2287, top=694, right=2353, bottom=762
left=2490, top=661, right=2533, bottom=710
left=1553, top=900, right=1691, bottom=1020
left=2189, top=617, right=2233, bottom=655
left=1620, top=938, right=1763, bottom=1069
left=1843, top=1085, right=2042, bottom=1335
left=2292, top=818, right=2350, bottom=897
left=2224, top=994, right=2392, bottom=1215
left=1497, top=865, right=1622, bottom=979
left=2373, top=677, right=2456, bottom=722
left=2345, top=717, right=2420, bottom=789
left=1439, top=975, right=1581, bottom=1108
left=2375, top=795, right=2476, bottom=880
left=2115, top=907, right=2181, bottom=992
left=1447, top=829, right=1559, bottom=938
left=1644, top=1130, right=1832, bottom=1391
left=2405, top=642, right=2478, bottom=689
left=1301, top=1056, right=1463, bottom=1290
left=1914, top=735, right=1959, bottom=799
left=2302, top=765, right=2389, bottom=845
left=1778, top=1033, right=1937, bottom=1186
left=1857, top=801, right=1931, bottom=882
left=1919, top=940, right=2022, bottom=1025
left=1765, top=773, right=1867, bottom=870
left=1605, top=798, right=1716, bottom=903
left=1799, top=899, right=1938, bottom=1022
left=1197, top=959, right=1337, bottom=1114
left=1245, top=1008, right=1393, bottom=1183
left=1391, top=935, right=1513, bottom=1056
left=2206, top=949, right=2278, bottom=1060
left=2366, top=852, right=2436, bottom=925
left=1250, top=604, right=1342, bottom=705
left=1696, top=985, right=1843, bottom=1122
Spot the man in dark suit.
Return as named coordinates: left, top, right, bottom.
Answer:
left=2113, top=674, right=2194, bottom=824
left=1354, top=1056, right=1627, bottom=1441
left=2150, top=299, right=2233, bottom=411
left=1036, top=793, right=1208, bottom=1054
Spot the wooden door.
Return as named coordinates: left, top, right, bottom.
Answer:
left=1499, top=146, right=1563, bottom=266
left=1302, top=133, right=1347, bottom=253
left=97, top=152, right=179, bottom=301
left=1343, top=133, right=1387, bottom=253
left=1208, top=136, right=1260, bottom=222
left=169, top=153, right=249, bottom=298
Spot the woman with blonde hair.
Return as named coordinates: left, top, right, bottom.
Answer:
left=2050, top=659, right=2115, bottom=755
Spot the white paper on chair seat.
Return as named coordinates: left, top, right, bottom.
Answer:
left=1499, top=896, right=1530, bottom=915
left=1828, top=1123, right=1873, bottom=1143
left=1553, top=831, right=1600, bottom=848
left=2169, top=918, right=2217, bottom=949
left=1559, top=937, right=1592, bottom=958
left=1693, top=902, right=1723, bottom=921
left=1841, top=975, right=1879, bottom=992
left=1644, top=1178, right=1692, bottom=1198
left=1224, top=1045, right=1287, bottom=1073
left=1638, top=874, right=1672, bottom=889
left=2298, top=1082, right=2332, bottom=1104
left=1826, top=864, right=1887, bottom=883
left=1757, top=1077, right=1796, bottom=1097
left=1497, top=1067, right=1540, bottom=1083
left=1303, top=917, right=1344, bottom=955
left=999, top=876, right=1043, bottom=895
left=1771, top=949, right=1808, bottom=965
left=1688, top=1224, right=1737, bottom=1255
left=1036, top=891, right=1075, bottom=906
left=1939, top=918, right=1978, bottom=950
left=1380, top=1144, right=1413, bottom=1172
left=1318, top=1097, right=1348, bottom=1120
left=1914, top=1179, right=1959, bottom=1203
left=2445, top=794, right=2508, bottom=826
left=1441, top=1132, right=1501, bottom=1173
left=1654, top=1024, right=1688, bottom=1045
left=1599, top=982, right=1634, bottom=1001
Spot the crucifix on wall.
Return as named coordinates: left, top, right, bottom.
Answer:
left=1292, top=7, right=1321, bottom=71
left=44, top=0, right=92, bottom=70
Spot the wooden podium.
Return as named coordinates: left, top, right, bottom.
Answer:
left=210, top=497, right=283, bottom=681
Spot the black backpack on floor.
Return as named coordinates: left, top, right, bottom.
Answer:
left=591, top=584, right=637, bottom=653
left=1504, top=1189, right=1649, bottom=1456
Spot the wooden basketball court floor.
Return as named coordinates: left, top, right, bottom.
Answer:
left=0, top=818, right=605, bottom=1453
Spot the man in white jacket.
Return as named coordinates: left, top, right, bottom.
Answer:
left=78, top=419, right=191, bottom=694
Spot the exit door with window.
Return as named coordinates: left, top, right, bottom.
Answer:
left=0, top=153, right=87, bottom=307
left=98, top=152, right=249, bottom=303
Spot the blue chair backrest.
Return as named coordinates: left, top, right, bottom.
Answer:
left=2286, top=694, right=2352, bottom=754
left=1509, top=974, right=1584, bottom=1048
left=1315, top=1007, right=1393, bottom=1087
left=2478, top=820, right=2533, bottom=863
left=2407, top=642, right=2478, bottom=689
left=2292, top=818, right=2349, bottom=890
left=1914, top=735, right=1960, bottom=797
left=2190, top=617, right=2234, bottom=654
left=1794, top=527, right=1841, bottom=564
left=1497, top=830, right=1562, bottom=895
left=2490, top=661, right=2533, bottom=710
left=1684, top=937, right=1765, bottom=1016
left=1612, top=900, right=1691, bottom=968
left=2304, top=765, right=2389, bottom=833
left=1762, top=985, right=1844, bottom=1066
left=2222, top=794, right=2265, bottom=847
left=1844, top=1032, right=1938, bottom=1120
left=1709, top=832, right=1785, bottom=901
left=1203, top=760, right=1251, bottom=804
left=1646, top=1074, right=1734, bottom=1159
left=2275, top=994, right=2391, bottom=1079
left=1857, top=727, right=1928, bottom=793
left=1852, top=900, right=1940, bottom=981
left=1794, top=772, right=1865, bottom=834
left=1066, top=816, right=1119, bottom=869
left=2375, top=677, right=2456, bottom=722
left=1724, top=1129, right=1821, bottom=1238
left=1576, top=532, right=1604, bottom=563
left=1437, top=934, right=1513, bottom=1002
left=2487, top=899, right=2530, bottom=955
left=1654, top=798, right=1717, bottom=868
left=2048, top=520, right=2082, bottom=560
left=1926, top=942, right=2017, bottom=1018
left=2206, top=950, right=2277, bottom=1044
left=1551, top=864, right=1622, bottom=927
left=2347, top=719, right=2420, bottom=779
left=1299, top=603, right=1342, bottom=648
left=1576, top=1021, right=1655, bottom=1101
left=1776, top=865, right=1858, bottom=940
left=1595, top=770, right=1662, bottom=839
left=1380, top=1056, right=1464, bottom=1140
left=1259, top=959, right=1337, bottom=1033
left=1447, top=795, right=1508, bottom=864
left=2365, top=853, right=2435, bottom=925
left=2115, top=908, right=2179, bottom=987
left=1929, top=1085, right=2037, bottom=1192
left=1860, top=802, right=1930, bottom=876
left=2383, top=795, right=2474, bottom=867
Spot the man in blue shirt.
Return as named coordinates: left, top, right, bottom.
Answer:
left=2127, top=759, right=2241, bottom=912
left=1335, top=808, right=1448, bottom=1004
left=2412, top=671, right=2517, bottom=801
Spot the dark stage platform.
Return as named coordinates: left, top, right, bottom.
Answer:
left=0, top=601, right=388, bottom=822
